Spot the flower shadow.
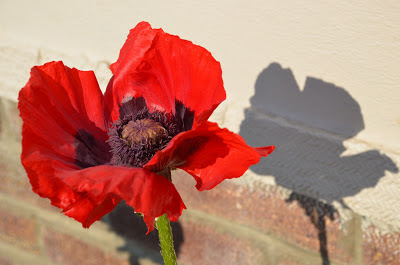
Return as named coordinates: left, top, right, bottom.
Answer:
left=102, top=201, right=184, bottom=265
left=239, top=62, right=398, bottom=263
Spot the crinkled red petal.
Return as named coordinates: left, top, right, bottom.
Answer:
left=144, top=122, right=275, bottom=190
left=22, top=152, right=185, bottom=233
left=18, top=61, right=110, bottom=161
left=105, top=22, right=161, bottom=121
left=129, top=32, right=226, bottom=127
left=63, top=165, right=185, bottom=233
left=18, top=61, right=108, bottom=222
left=106, top=22, right=226, bottom=126
left=110, top=22, right=161, bottom=76
left=21, top=149, right=121, bottom=227
left=254, top=146, right=275, bottom=156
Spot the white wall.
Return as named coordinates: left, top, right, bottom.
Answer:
left=1, top=0, right=399, bottom=230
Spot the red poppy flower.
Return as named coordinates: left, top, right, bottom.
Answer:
left=18, top=22, right=274, bottom=233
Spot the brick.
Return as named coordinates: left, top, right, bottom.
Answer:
left=173, top=173, right=353, bottom=263
left=0, top=173, right=59, bottom=214
left=0, top=208, right=38, bottom=253
left=43, top=227, right=133, bottom=265
left=0, top=257, right=13, bottom=265
left=276, top=258, right=303, bottom=265
left=107, top=202, right=271, bottom=265
left=363, top=226, right=400, bottom=265
left=176, top=218, right=267, bottom=265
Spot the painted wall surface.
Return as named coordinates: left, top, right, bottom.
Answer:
left=1, top=1, right=399, bottom=231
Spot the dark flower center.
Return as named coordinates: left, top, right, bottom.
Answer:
left=74, top=97, right=194, bottom=169
left=107, top=98, right=188, bottom=168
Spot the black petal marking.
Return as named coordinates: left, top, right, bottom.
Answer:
left=119, top=96, right=147, bottom=119
left=174, top=99, right=194, bottom=132
left=74, top=130, right=112, bottom=169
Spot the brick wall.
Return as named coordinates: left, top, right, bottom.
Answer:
left=0, top=96, right=399, bottom=265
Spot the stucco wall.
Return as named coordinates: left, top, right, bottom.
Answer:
left=1, top=0, right=400, bottom=149
left=0, top=1, right=399, bottom=264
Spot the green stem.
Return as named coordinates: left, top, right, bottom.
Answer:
left=156, top=167, right=177, bottom=265
left=156, top=214, right=177, bottom=265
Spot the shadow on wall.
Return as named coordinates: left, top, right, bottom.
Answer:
left=239, top=63, right=398, bottom=264
left=103, top=201, right=184, bottom=265
left=239, top=62, right=398, bottom=206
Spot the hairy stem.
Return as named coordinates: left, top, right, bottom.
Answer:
left=156, top=213, right=177, bottom=265
left=156, top=167, right=177, bottom=265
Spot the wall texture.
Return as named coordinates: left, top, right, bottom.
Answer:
left=0, top=1, right=399, bottom=264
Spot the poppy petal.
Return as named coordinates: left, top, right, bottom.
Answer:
left=18, top=61, right=111, bottom=167
left=110, top=22, right=161, bottom=76
left=254, top=146, right=275, bottom=156
left=105, top=22, right=161, bottom=121
left=144, top=122, right=274, bottom=190
left=18, top=61, right=109, bottom=132
left=129, top=32, right=226, bottom=127
left=22, top=151, right=185, bottom=233
left=62, top=165, right=185, bottom=233
left=105, top=22, right=225, bottom=126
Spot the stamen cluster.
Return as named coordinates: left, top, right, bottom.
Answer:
left=108, top=105, right=180, bottom=167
